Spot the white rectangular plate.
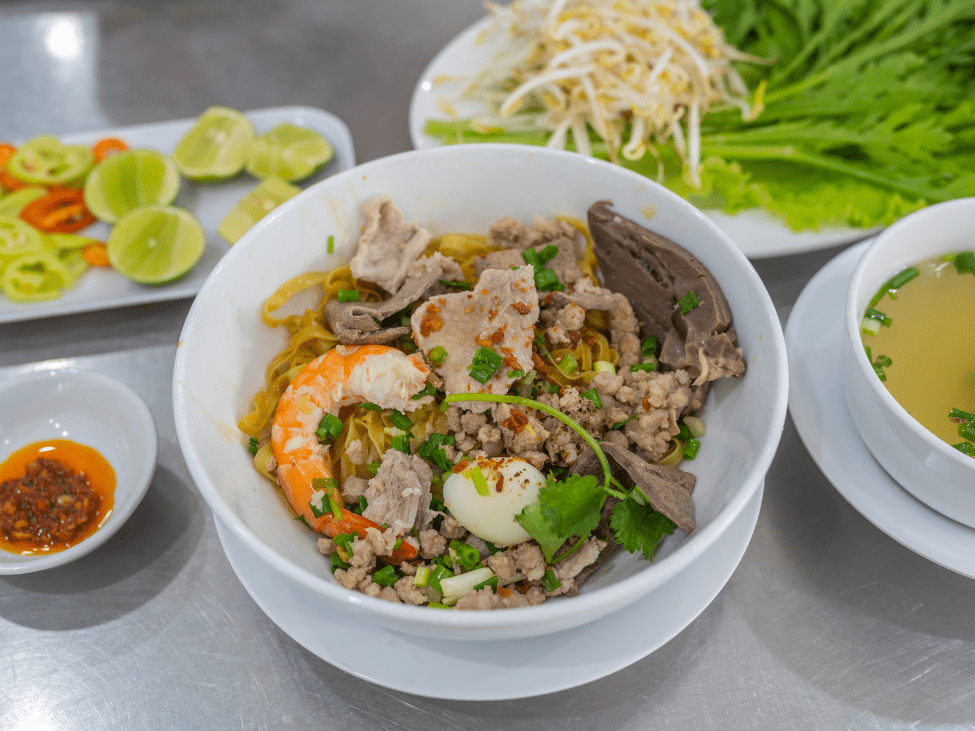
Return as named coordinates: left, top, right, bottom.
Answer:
left=0, top=106, right=356, bottom=324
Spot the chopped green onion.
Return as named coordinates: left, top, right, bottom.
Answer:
left=683, top=415, right=707, bottom=438
left=449, top=539, right=482, bottom=571
left=863, top=307, right=892, bottom=327
left=676, top=421, right=693, bottom=441
left=429, top=346, right=447, bottom=365
left=352, top=495, right=368, bottom=515
left=949, top=408, right=974, bottom=422
left=541, top=568, right=561, bottom=592
left=521, top=249, right=542, bottom=269
left=534, top=267, right=564, bottom=292
left=683, top=438, right=701, bottom=460
left=417, top=433, right=455, bottom=471
left=507, top=369, right=525, bottom=378
left=469, top=464, right=489, bottom=496
left=468, top=346, right=503, bottom=384
left=296, top=515, right=311, bottom=528
left=414, top=566, right=431, bottom=588
left=631, top=361, right=656, bottom=373
left=389, top=409, right=413, bottom=432
left=412, top=382, right=437, bottom=400
left=315, top=413, right=344, bottom=442
left=359, top=402, right=383, bottom=411
left=860, top=317, right=882, bottom=336
left=327, top=235, right=334, bottom=255
left=483, top=540, right=501, bottom=555
left=581, top=388, right=602, bottom=408
left=373, top=565, right=399, bottom=587
left=429, top=495, right=446, bottom=513
left=333, top=531, right=356, bottom=553
left=427, top=603, right=451, bottom=609
left=557, top=353, right=578, bottom=375
left=440, top=567, right=495, bottom=603
left=329, top=553, right=349, bottom=573
left=678, top=290, right=700, bottom=314
left=440, top=280, right=473, bottom=290
left=641, top=336, right=658, bottom=357
left=473, top=575, right=499, bottom=591
left=610, top=413, right=639, bottom=431
left=538, top=244, right=559, bottom=264
left=366, top=461, right=381, bottom=475
left=308, top=490, right=328, bottom=518
left=247, top=436, right=259, bottom=455
left=534, top=332, right=546, bottom=350
left=336, top=289, right=360, bottom=302
left=870, top=352, right=893, bottom=381
left=954, top=251, right=975, bottom=275
left=391, top=434, right=411, bottom=454
left=593, top=360, right=615, bottom=374
left=428, top=564, right=452, bottom=593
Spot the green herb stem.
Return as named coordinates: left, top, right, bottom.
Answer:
left=445, top=392, right=613, bottom=494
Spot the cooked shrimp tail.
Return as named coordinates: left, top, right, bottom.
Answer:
left=271, top=344, right=431, bottom=561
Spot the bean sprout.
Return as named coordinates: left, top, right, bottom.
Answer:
left=462, top=0, right=766, bottom=185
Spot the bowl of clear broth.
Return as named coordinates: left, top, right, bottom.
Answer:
left=844, top=197, right=975, bottom=528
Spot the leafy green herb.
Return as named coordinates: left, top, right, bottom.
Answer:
left=610, top=500, right=677, bottom=560
left=247, top=436, right=259, bottom=455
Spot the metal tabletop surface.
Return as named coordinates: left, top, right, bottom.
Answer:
left=1, top=2, right=973, bottom=729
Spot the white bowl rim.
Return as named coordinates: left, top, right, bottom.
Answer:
left=174, top=143, right=789, bottom=630
left=844, top=197, right=975, bottom=477
left=0, top=367, right=158, bottom=575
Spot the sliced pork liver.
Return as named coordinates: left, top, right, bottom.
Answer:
left=587, top=201, right=745, bottom=385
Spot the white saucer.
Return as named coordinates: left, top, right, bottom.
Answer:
left=786, top=242, right=975, bottom=579
left=0, top=367, right=158, bottom=574
left=215, top=483, right=762, bottom=701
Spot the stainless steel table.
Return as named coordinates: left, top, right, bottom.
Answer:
left=1, top=2, right=973, bottom=728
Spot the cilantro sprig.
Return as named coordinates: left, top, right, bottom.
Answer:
left=444, top=392, right=675, bottom=564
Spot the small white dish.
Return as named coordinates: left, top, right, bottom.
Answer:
left=843, top=198, right=975, bottom=528
left=215, top=482, right=762, bottom=701
left=407, top=14, right=877, bottom=259
left=0, top=368, right=158, bottom=574
left=788, top=241, right=975, bottom=579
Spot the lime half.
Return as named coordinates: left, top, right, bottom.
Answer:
left=245, top=123, right=334, bottom=182
left=173, top=106, right=255, bottom=181
left=107, top=205, right=205, bottom=285
left=84, top=148, right=181, bottom=224
left=218, top=176, right=300, bottom=244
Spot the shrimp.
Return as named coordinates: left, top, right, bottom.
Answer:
left=271, top=344, right=432, bottom=562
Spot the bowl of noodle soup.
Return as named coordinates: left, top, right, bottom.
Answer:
left=174, top=144, right=788, bottom=641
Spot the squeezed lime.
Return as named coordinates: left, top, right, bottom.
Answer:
left=84, top=148, right=181, bottom=224
left=173, top=106, right=255, bottom=181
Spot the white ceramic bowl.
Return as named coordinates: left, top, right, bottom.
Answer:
left=0, top=368, right=158, bottom=574
left=173, top=145, right=789, bottom=641
left=844, top=197, right=975, bottom=528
